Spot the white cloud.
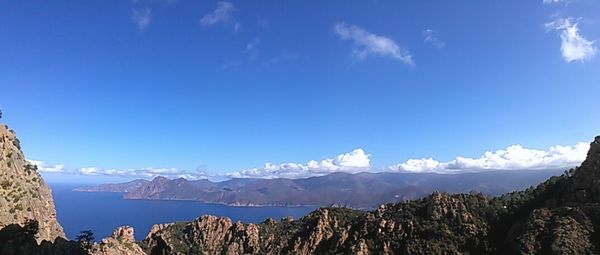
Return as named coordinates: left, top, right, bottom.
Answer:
left=545, top=17, right=597, bottom=62
left=132, top=8, right=152, bottom=30
left=423, top=29, right=444, bottom=48
left=389, top=142, right=589, bottom=173
left=27, top=160, right=65, bottom=173
left=200, top=1, right=240, bottom=31
left=226, top=149, right=372, bottom=179
left=333, top=22, right=414, bottom=66
left=76, top=167, right=208, bottom=180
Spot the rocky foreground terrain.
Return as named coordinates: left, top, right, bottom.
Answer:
left=2, top=117, right=600, bottom=254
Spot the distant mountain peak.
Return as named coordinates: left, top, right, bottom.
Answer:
left=151, top=176, right=170, bottom=182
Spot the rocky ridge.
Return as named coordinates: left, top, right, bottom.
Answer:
left=89, top=226, right=145, bottom=255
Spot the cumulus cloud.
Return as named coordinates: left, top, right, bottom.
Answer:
left=27, top=160, right=65, bottom=173
left=545, top=17, right=597, bottom=62
left=389, top=142, right=589, bottom=173
left=200, top=1, right=240, bottom=31
left=423, top=29, right=444, bottom=48
left=333, top=22, right=414, bottom=66
left=226, top=149, right=372, bottom=179
left=132, top=8, right=152, bottom=30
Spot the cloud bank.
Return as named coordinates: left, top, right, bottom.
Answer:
left=545, top=17, right=597, bottom=62
left=76, top=167, right=206, bottom=180
left=226, top=149, right=371, bottom=179
left=33, top=141, right=588, bottom=180
left=389, top=142, right=589, bottom=173
left=333, top=22, right=414, bottom=66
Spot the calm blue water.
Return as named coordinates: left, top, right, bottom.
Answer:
left=50, top=184, right=317, bottom=240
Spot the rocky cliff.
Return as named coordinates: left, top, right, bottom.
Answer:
left=0, top=124, right=65, bottom=243
left=89, top=226, right=145, bottom=255
left=139, top=136, right=600, bottom=254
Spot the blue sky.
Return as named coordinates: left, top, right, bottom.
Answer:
left=1, top=0, right=599, bottom=183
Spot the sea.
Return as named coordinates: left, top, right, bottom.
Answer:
left=50, top=184, right=317, bottom=240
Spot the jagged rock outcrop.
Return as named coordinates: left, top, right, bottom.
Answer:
left=146, top=223, right=174, bottom=240
left=90, top=226, right=145, bottom=255
left=140, top=136, right=600, bottom=254
left=0, top=124, right=65, bottom=243
left=145, top=216, right=263, bottom=255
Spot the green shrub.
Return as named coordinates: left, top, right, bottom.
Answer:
left=76, top=230, right=95, bottom=250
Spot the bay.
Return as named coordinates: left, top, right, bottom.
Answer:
left=50, top=184, right=317, bottom=240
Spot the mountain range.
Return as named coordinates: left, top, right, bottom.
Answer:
left=75, top=169, right=565, bottom=208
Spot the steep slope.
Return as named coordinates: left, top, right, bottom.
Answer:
left=140, top=136, right=600, bottom=254
left=0, top=124, right=65, bottom=243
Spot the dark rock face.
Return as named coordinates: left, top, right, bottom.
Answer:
left=565, top=136, right=600, bottom=204
left=0, top=223, right=85, bottom=255
left=139, top=136, right=600, bottom=254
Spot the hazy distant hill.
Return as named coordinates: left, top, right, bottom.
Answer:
left=77, top=169, right=565, bottom=208
left=73, top=179, right=149, bottom=193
